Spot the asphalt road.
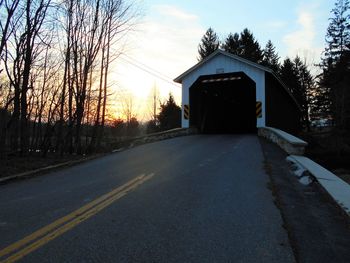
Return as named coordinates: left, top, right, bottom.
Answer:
left=0, top=135, right=294, bottom=262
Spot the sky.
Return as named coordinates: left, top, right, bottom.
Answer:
left=111, top=0, right=335, bottom=121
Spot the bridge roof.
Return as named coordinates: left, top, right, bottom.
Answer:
left=174, top=49, right=301, bottom=110
left=174, top=49, right=273, bottom=83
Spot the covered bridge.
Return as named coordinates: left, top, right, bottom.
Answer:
left=174, top=49, right=301, bottom=134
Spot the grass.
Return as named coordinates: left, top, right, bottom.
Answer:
left=0, top=153, right=82, bottom=178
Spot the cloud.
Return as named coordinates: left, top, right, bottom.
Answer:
left=128, top=5, right=203, bottom=82
left=283, top=11, right=316, bottom=57
left=153, top=4, right=199, bottom=22
left=281, top=4, right=326, bottom=75
left=112, top=5, right=204, bottom=120
left=265, top=20, right=287, bottom=30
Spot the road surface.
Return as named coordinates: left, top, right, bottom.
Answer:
left=0, top=135, right=294, bottom=262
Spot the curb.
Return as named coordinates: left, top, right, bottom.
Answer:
left=287, top=155, right=350, bottom=218
left=0, top=154, right=105, bottom=184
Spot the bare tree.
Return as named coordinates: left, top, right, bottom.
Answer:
left=88, top=0, right=137, bottom=151
left=120, top=90, right=136, bottom=124
left=0, top=0, right=139, bottom=157
left=0, top=0, right=51, bottom=155
left=0, top=0, right=20, bottom=61
left=148, top=83, right=160, bottom=121
left=56, top=0, right=73, bottom=155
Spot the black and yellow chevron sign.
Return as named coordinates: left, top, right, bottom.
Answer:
left=184, top=104, right=190, bottom=120
left=256, top=101, right=262, bottom=118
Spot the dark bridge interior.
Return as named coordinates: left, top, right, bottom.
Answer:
left=189, top=72, right=256, bottom=133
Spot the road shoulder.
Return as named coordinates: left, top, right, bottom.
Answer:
left=260, top=138, right=350, bottom=263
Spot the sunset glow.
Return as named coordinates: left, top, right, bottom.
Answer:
left=109, top=0, right=333, bottom=120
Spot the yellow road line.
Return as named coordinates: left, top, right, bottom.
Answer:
left=0, top=174, right=142, bottom=258
left=0, top=173, right=154, bottom=263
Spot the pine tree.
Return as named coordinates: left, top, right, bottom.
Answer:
left=319, top=0, right=350, bottom=129
left=293, top=56, right=313, bottom=130
left=238, top=28, right=263, bottom=63
left=198, top=27, right=220, bottom=61
left=325, top=0, right=350, bottom=62
left=157, top=94, right=181, bottom=131
left=262, top=40, right=280, bottom=73
left=312, top=69, right=332, bottom=121
left=280, top=57, right=314, bottom=130
left=280, top=58, right=298, bottom=95
left=222, top=33, right=240, bottom=55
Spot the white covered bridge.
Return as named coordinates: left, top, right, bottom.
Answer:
left=174, top=50, right=301, bottom=134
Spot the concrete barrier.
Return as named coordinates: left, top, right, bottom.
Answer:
left=109, top=128, right=199, bottom=152
left=1, top=128, right=197, bottom=184
left=259, top=126, right=350, bottom=218
left=258, top=127, right=308, bottom=155
left=288, top=155, right=350, bottom=217
left=134, top=128, right=197, bottom=143
left=131, top=127, right=197, bottom=146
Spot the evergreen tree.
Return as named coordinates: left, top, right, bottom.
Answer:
left=325, top=0, right=350, bottom=62
left=198, top=27, right=220, bottom=61
left=280, top=58, right=298, bottom=95
left=222, top=33, right=240, bottom=55
left=262, top=40, right=280, bottom=73
left=319, top=0, right=350, bottom=129
left=280, top=57, right=314, bottom=130
left=238, top=28, right=263, bottom=63
left=157, top=94, right=181, bottom=131
left=146, top=119, right=159, bottom=134
left=312, top=68, right=333, bottom=121
left=221, top=28, right=263, bottom=63
left=293, top=56, right=313, bottom=130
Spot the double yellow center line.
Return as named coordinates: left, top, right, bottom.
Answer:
left=0, top=173, right=154, bottom=263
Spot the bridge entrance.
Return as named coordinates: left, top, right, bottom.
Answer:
left=189, top=72, right=256, bottom=133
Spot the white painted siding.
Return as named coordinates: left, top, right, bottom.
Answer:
left=181, top=53, right=266, bottom=128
